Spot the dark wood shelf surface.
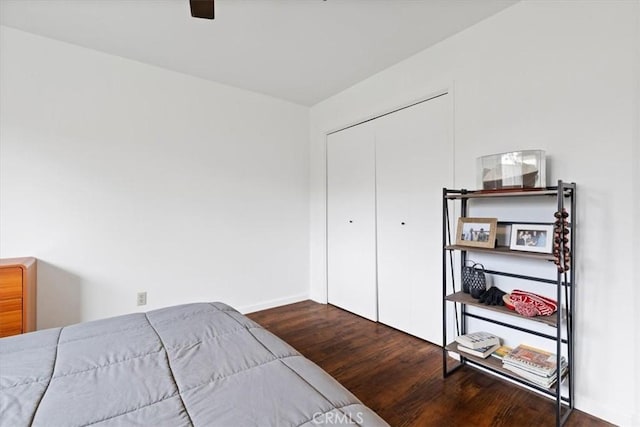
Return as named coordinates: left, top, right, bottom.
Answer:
left=445, top=291, right=558, bottom=327
left=445, top=244, right=556, bottom=261
left=445, top=187, right=573, bottom=199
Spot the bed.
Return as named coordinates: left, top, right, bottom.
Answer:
left=0, top=302, right=388, bottom=426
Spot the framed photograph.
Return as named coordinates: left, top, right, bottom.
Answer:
left=496, top=224, right=512, bottom=247
left=456, top=217, right=498, bottom=248
left=509, top=224, right=554, bottom=253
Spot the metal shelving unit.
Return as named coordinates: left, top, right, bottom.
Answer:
left=442, top=180, right=576, bottom=427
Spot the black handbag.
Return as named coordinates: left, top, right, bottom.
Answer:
left=462, top=261, right=487, bottom=298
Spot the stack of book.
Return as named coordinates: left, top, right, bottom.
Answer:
left=490, top=345, right=513, bottom=361
left=455, top=332, right=500, bottom=359
left=502, top=344, right=567, bottom=388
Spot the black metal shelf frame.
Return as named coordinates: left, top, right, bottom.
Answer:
left=462, top=312, right=568, bottom=343
left=482, top=268, right=562, bottom=285
left=441, top=181, right=576, bottom=427
left=461, top=356, right=572, bottom=403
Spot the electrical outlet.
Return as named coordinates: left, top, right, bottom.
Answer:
left=137, top=292, right=147, bottom=306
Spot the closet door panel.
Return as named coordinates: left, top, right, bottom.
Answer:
left=327, top=123, right=377, bottom=321
left=376, top=95, right=452, bottom=343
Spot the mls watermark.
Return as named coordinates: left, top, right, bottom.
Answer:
left=312, top=411, right=364, bottom=425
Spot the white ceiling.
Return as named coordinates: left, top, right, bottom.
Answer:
left=0, top=0, right=517, bottom=106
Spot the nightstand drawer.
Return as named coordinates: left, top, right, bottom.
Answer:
left=0, top=258, right=36, bottom=335
left=0, top=267, right=22, bottom=300
left=0, top=298, right=22, bottom=337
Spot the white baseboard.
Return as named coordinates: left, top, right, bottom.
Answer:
left=238, top=293, right=309, bottom=314
left=309, top=288, right=328, bottom=304
left=308, top=295, right=327, bottom=305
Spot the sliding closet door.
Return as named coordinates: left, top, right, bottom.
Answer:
left=375, top=94, right=452, bottom=344
left=327, top=122, right=377, bottom=321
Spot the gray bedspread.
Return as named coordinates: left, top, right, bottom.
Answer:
left=0, top=302, right=388, bottom=426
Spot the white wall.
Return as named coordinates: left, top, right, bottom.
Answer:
left=0, top=27, right=310, bottom=326
left=2, top=2, right=639, bottom=423
left=310, top=1, right=639, bottom=425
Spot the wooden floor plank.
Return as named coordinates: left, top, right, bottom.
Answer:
left=247, top=300, right=611, bottom=427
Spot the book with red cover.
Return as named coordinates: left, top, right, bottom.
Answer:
left=503, top=344, right=563, bottom=376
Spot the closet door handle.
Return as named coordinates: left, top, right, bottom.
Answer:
left=401, top=222, right=406, bottom=225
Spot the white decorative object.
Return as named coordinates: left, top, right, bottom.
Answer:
left=477, top=150, right=546, bottom=190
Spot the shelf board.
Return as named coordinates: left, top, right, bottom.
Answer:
left=445, top=342, right=564, bottom=392
left=445, top=245, right=556, bottom=261
left=445, top=187, right=572, bottom=199
left=445, top=291, right=558, bottom=327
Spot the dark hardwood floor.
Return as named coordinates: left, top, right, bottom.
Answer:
left=247, top=300, right=611, bottom=427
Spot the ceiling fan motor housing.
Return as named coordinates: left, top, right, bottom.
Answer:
left=190, top=0, right=214, bottom=20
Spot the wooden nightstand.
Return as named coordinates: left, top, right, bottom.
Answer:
left=0, top=257, right=37, bottom=337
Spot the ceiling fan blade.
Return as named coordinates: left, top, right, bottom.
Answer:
left=190, top=0, right=214, bottom=19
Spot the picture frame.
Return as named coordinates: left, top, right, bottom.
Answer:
left=509, top=224, right=554, bottom=253
left=496, top=224, right=512, bottom=247
left=456, top=217, right=498, bottom=248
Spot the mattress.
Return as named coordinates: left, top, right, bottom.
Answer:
left=0, top=302, right=388, bottom=426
